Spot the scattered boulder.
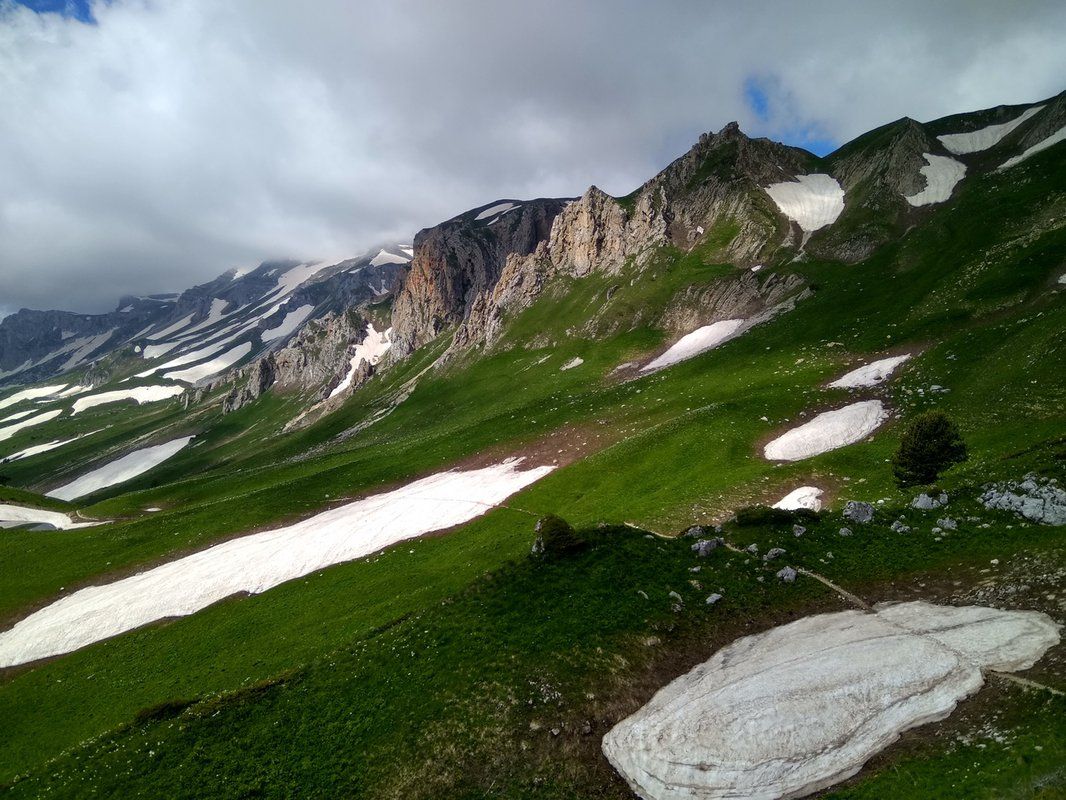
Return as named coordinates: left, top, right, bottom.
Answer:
left=937, top=517, right=957, bottom=530
left=745, top=543, right=759, bottom=555
left=911, top=492, right=949, bottom=510
left=705, top=593, right=723, bottom=606
left=691, top=538, right=724, bottom=557
left=890, top=519, right=911, bottom=534
left=793, top=524, right=806, bottom=537
left=838, top=527, right=853, bottom=537
left=776, top=566, right=798, bottom=583
left=980, top=475, right=1066, bottom=526
left=683, top=525, right=707, bottom=538
left=763, top=547, right=787, bottom=562
left=843, top=501, right=874, bottom=524
left=532, top=515, right=583, bottom=556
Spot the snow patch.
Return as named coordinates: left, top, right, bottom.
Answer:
left=6, top=458, right=553, bottom=666
left=146, top=313, right=195, bottom=342
left=369, top=249, right=410, bottom=267
left=261, top=304, right=314, bottom=342
left=641, top=320, right=745, bottom=373
left=164, top=342, right=252, bottom=383
left=0, top=409, right=63, bottom=442
left=764, top=174, right=845, bottom=233
left=602, top=601, right=1059, bottom=800
left=937, top=105, right=1045, bottom=154
left=474, top=201, right=519, bottom=221
left=827, top=354, right=912, bottom=389
left=46, top=436, right=194, bottom=502
left=327, top=324, right=392, bottom=399
left=1, top=431, right=99, bottom=464
left=772, top=486, right=823, bottom=511
left=560, top=357, right=584, bottom=371
left=0, top=409, right=37, bottom=424
left=764, top=400, right=888, bottom=461
left=71, top=385, right=185, bottom=415
left=904, top=154, right=966, bottom=206
left=0, top=504, right=102, bottom=530
left=0, top=384, right=68, bottom=411
left=999, top=124, right=1066, bottom=170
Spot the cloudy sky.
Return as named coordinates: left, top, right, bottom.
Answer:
left=1, top=0, right=1064, bottom=316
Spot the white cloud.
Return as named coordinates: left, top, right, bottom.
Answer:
left=1, top=0, right=1064, bottom=311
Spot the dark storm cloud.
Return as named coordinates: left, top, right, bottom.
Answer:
left=1, top=0, right=1064, bottom=313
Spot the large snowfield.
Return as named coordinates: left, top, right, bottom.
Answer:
left=164, top=341, right=252, bottom=383
left=0, top=384, right=68, bottom=411
left=46, top=436, right=194, bottom=501
left=1, top=459, right=553, bottom=667
left=763, top=400, right=888, bottom=461
left=0, top=504, right=101, bottom=530
left=602, top=602, right=1059, bottom=800
left=763, top=174, right=845, bottom=233
left=999, top=124, right=1066, bottom=170
left=71, top=385, right=185, bottom=415
left=0, top=409, right=63, bottom=442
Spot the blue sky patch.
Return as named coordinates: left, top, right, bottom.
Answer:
left=743, top=74, right=838, bottom=156
left=13, top=0, right=96, bottom=24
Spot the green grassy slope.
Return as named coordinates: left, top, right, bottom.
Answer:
left=0, top=143, right=1063, bottom=795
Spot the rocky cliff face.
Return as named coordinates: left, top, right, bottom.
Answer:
left=389, top=198, right=571, bottom=359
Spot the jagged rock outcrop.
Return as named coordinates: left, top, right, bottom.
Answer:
left=390, top=199, right=571, bottom=358
left=223, top=355, right=278, bottom=413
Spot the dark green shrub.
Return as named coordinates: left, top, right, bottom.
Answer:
left=893, top=410, right=968, bottom=487
left=734, top=506, right=819, bottom=527
left=531, top=515, right=583, bottom=556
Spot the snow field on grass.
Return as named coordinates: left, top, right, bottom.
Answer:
left=327, top=324, right=392, bottom=399
left=146, top=313, right=195, bottom=342
left=0, top=409, right=63, bottom=442
left=560, top=357, right=584, bottom=371
left=136, top=342, right=226, bottom=377
left=772, top=486, right=823, bottom=511
left=46, top=436, right=194, bottom=502
left=474, top=201, right=519, bottom=221
left=164, top=342, right=252, bottom=383
left=3, top=458, right=554, bottom=666
left=641, top=320, right=745, bottom=373
left=904, top=154, right=966, bottom=206
left=602, top=602, right=1060, bottom=800
left=60, top=329, right=116, bottom=371
left=0, top=384, right=68, bottom=411
left=0, top=409, right=37, bottom=424
left=1, top=430, right=100, bottom=463
left=937, top=105, right=1045, bottom=154
left=999, top=124, right=1066, bottom=170
left=262, top=304, right=315, bottom=341
left=764, top=400, right=888, bottom=461
left=827, top=353, right=912, bottom=389
left=0, top=504, right=102, bottom=530
left=71, top=385, right=185, bottom=415
left=763, top=174, right=845, bottom=232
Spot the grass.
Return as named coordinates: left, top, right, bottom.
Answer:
left=0, top=135, right=1063, bottom=796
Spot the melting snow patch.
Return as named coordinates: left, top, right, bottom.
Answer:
left=327, top=324, right=392, bottom=399
left=474, top=201, right=519, bottom=221
left=772, top=486, right=823, bottom=511
left=0, top=409, right=37, bottom=424
left=136, top=342, right=226, bottom=378
left=369, top=249, right=410, bottom=267
left=5, top=458, right=553, bottom=666
left=0, top=385, right=68, bottom=411
left=0, top=504, right=102, bottom=530
left=602, top=601, right=1059, bottom=800
left=904, top=154, right=966, bottom=206
left=2, top=431, right=98, bottom=463
left=641, top=320, right=745, bottom=373
left=937, top=105, right=1045, bottom=154
left=72, top=385, right=185, bottom=415
left=261, top=304, right=314, bottom=341
left=999, top=124, right=1066, bottom=170
left=764, top=400, right=888, bottom=461
left=46, top=436, right=194, bottom=502
left=560, top=357, right=584, bottom=371
left=827, top=353, right=912, bottom=389
left=146, top=313, right=196, bottom=342
left=0, top=409, right=63, bottom=442
left=764, top=174, right=845, bottom=233
left=164, top=342, right=252, bottom=383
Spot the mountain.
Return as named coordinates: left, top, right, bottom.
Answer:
left=0, top=92, right=1064, bottom=800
